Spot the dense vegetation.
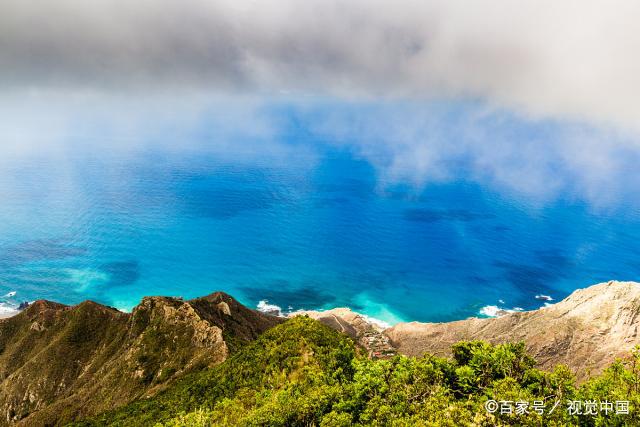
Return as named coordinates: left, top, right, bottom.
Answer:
left=73, top=316, right=640, bottom=426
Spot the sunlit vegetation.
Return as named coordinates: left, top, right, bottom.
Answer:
left=72, top=317, right=640, bottom=426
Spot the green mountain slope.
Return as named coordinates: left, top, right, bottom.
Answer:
left=0, top=293, right=280, bottom=426
left=73, top=317, right=640, bottom=427
left=3, top=290, right=640, bottom=426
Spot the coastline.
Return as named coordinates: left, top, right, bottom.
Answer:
left=0, top=291, right=552, bottom=324
left=1, top=280, right=637, bottom=425
left=254, top=294, right=554, bottom=330
left=2, top=281, right=639, bottom=374
left=268, top=281, right=640, bottom=377
left=0, top=309, right=19, bottom=319
left=0, top=291, right=24, bottom=319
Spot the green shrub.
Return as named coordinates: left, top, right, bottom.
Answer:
left=72, top=319, right=640, bottom=427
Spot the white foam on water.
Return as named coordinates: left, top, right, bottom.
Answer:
left=0, top=302, right=19, bottom=318
left=479, top=305, right=501, bottom=317
left=361, top=314, right=391, bottom=330
left=479, top=304, right=523, bottom=318
left=257, top=300, right=283, bottom=317
left=0, top=291, right=20, bottom=318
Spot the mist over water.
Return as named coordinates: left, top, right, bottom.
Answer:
left=1, top=100, right=640, bottom=324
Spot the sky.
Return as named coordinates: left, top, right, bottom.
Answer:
left=1, top=0, right=640, bottom=205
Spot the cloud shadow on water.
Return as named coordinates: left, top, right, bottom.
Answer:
left=99, top=261, right=141, bottom=287
left=0, top=238, right=86, bottom=267
left=493, top=253, right=571, bottom=298
left=239, top=281, right=337, bottom=311
left=403, top=208, right=495, bottom=223
left=183, top=188, right=285, bottom=220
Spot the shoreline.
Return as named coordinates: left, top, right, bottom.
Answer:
left=0, top=309, right=19, bottom=319
left=272, top=281, right=640, bottom=376
left=0, top=293, right=554, bottom=325
left=3, top=280, right=639, bottom=374
left=255, top=296, right=554, bottom=329
left=256, top=301, right=396, bottom=330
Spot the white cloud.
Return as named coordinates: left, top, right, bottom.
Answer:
left=2, top=0, right=640, bottom=129
left=0, top=91, right=638, bottom=207
left=2, top=1, right=640, bottom=207
left=298, top=100, right=640, bottom=206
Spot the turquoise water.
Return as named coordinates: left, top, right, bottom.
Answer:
left=1, top=122, right=640, bottom=324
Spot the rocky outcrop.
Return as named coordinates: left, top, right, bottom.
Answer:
left=2, top=280, right=638, bottom=424
left=0, top=292, right=280, bottom=426
left=290, top=308, right=396, bottom=359
left=295, top=281, right=640, bottom=379
left=385, top=281, right=640, bottom=378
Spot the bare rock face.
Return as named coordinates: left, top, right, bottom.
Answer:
left=0, top=292, right=281, bottom=426
left=293, top=282, right=640, bottom=378
left=1, top=281, right=637, bottom=424
left=384, top=281, right=640, bottom=378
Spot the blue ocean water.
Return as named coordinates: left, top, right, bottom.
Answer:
left=1, top=134, right=640, bottom=324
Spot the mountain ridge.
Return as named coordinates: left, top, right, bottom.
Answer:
left=0, top=291, right=281, bottom=426
left=1, top=280, right=638, bottom=425
left=385, top=280, right=640, bottom=377
left=300, top=281, right=640, bottom=379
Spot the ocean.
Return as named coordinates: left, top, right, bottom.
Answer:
left=1, top=126, right=639, bottom=325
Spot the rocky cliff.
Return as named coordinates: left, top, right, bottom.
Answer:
left=1, top=280, right=638, bottom=425
left=0, top=292, right=280, bottom=426
left=298, top=281, right=640, bottom=379
left=384, top=281, right=640, bottom=377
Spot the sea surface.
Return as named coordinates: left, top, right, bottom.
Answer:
left=1, top=138, right=639, bottom=324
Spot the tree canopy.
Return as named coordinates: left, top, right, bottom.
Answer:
left=72, top=316, right=640, bottom=426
